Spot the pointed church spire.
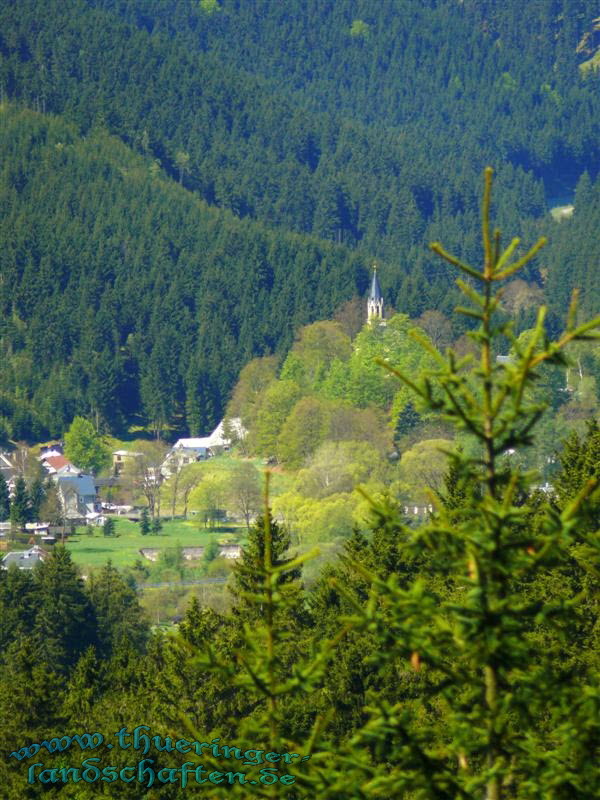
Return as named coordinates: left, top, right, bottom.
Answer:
left=367, top=264, right=384, bottom=323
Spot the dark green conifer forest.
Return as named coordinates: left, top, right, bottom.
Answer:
left=1, top=2, right=600, bottom=797
left=1, top=171, right=599, bottom=798
left=0, top=0, right=599, bottom=438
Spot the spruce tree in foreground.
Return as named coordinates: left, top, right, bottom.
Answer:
left=313, top=168, right=600, bottom=800
left=32, top=547, right=97, bottom=676
left=178, top=169, right=600, bottom=799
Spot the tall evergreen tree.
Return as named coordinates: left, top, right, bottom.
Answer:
left=0, top=473, right=9, bottom=522
left=230, top=514, right=301, bottom=623
left=32, top=547, right=97, bottom=675
left=86, top=561, right=148, bottom=659
left=553, top=418, right=600, bottom=533
left=393, top=399, right=421, bottom=447
left=27, top=476, right=45, bottom=522
left=0, top=636, right=59, bottom=797
left=9, top=476, right=30, bottom=529
left=0, top=565, right=36, bottom=653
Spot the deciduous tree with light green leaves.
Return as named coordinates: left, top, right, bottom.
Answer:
left=228, top=462, right=262, bottom=530
left=248, top=379, right=302, bottom=458
left=63, top=415, right=110, bottom=474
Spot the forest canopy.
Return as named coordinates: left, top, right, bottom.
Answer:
left=0, top=0, right=598, bottom=442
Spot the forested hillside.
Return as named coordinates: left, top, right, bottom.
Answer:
left=2, top=185, right=599, bottom=797
left=0, top=0, right=598, bottom=441
left=92, top=0, right=600, bottom=173
left=0, top=108, right=367, bottom=440
left=1, top=3, right=600, bottom=796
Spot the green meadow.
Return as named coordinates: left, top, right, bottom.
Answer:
left=65, top=517, right=243, bottom=572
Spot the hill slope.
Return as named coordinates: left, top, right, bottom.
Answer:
left=0, top=107, right=367, bottom=439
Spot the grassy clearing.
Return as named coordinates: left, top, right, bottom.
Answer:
left=66, top=517, right=243, bottom=572
left=66, top=447, right=293, bottom=571
left=200, top=453, right=295, bottom=495
left=97, top=444, right=293, bottom=505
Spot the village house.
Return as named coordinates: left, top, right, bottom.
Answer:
left=55, top=473, right=98, bottom=521
left=112, top=449, right=143, bottom=476
left=1, top=544, right=47, bottom=570
left=39, top=443, right=64, bottom=456
left=41, top=454, right=80, bottom=476
left=0, top=450, right=16, bottom=486
left=0, top=450, right=20, bottom=499
left=160, top=418, right=245, bottom=478
left=160, top=443, right=209, bottom=478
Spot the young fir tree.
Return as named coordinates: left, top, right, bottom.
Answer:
left=301, top=169, right=600, bottom=800
left=32, top=547, right=97, bottom=675
left=9, top=476, right=30, bottom=529
left=226, top=508, right=310, bottom=732
left=151, top=515, right=162, bottom=534
left=230, top=512, right=301, bottom=623
left=170, top=477, right=329, bottom=786
left=393, top=399, right=421, bottom=446
left=139, top=505, right=151, bottom=535
left=102, top=516, right=116, bottom=537
left=0, top=473, right=9, bottom=521
left=176, top=169, right=600, bottom=799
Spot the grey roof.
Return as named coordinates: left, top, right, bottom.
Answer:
left=2, top=548, right=45, bottom=570
left=56, top=474, right=96, bottom=497
left=0, top=451, right=16, bottom=482
left=369, top=268, right=383, bottom=302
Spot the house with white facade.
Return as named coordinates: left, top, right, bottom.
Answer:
left=160, top=418, right=246, bottom=477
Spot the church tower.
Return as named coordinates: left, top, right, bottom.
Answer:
left=367, top=265, right=384, bottom=323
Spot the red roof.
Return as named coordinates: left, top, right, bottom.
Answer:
left=43, top=455, right=72, bottom=470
